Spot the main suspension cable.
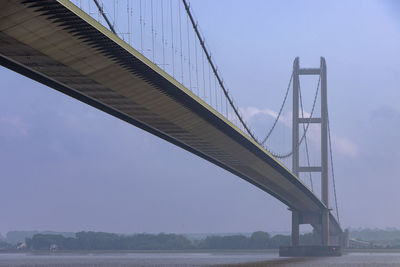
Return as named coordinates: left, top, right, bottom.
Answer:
left=261, top=73, right=293, bottom=145
left=93, top=0, right=262, bottom=148
left=267, top=74, right=321, bottom=159
left=181, top=0, right=258, bottom=142
left=93, top=0, right=116, bottom=34
left=92, top=0, right=324, bottom=166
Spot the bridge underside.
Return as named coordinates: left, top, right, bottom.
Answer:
left=0, top=0, right=341, bottom=237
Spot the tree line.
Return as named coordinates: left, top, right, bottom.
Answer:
left=25, top=231, right=315, bottom=251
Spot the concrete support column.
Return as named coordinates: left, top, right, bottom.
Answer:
left=291, top=210, right=300, bottom=246
left=292, top=57, right=300, bottom=177
left=320, top=57, right=328, bottom=208
left=341, top=229, right=349, bottom=248
left=321, top=210, right=330, bottom=245
left=290, top=58, right=300, bottom=247
left=320, top=57, right=330, bottom=246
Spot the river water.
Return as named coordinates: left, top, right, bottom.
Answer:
left=1, top=251, right=400, bottom=266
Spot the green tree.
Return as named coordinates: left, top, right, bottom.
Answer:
left=269, top=234, right=290, bottom=248
left=26, top=234, right=65, bottom=250
left=249, top=231, right=270, bottom=249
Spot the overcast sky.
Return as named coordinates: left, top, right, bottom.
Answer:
left=1, top=0, right=400, bottom=236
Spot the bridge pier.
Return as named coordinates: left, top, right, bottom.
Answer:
left=291, top=211, right=300, bottom=246
left=282, top=209, right=341, bottom=257
left=340, top=229, right=350, bottom=248
left=321, top=209, right=330, bottom=245
left=290, top=210, right=326, bottom=245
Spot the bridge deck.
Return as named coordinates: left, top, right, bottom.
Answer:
left=0, top=0, right=341, bottom=235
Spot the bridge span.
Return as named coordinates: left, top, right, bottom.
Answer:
left=0, top=0, right=342, bottom=247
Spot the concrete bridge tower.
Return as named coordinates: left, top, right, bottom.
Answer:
left=283, top=57, right=340, bottom=256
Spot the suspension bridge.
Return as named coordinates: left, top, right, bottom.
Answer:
left=0, top=0, right=347, bottom=256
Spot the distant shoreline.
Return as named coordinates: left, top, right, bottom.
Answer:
left=4, top=229, right=400, bottom=252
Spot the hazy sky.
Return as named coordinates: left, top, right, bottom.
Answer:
left=1, top=0, right=400, bottom=235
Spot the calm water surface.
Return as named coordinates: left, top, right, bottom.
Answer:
left=1, top=252, right=400, bottom=266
